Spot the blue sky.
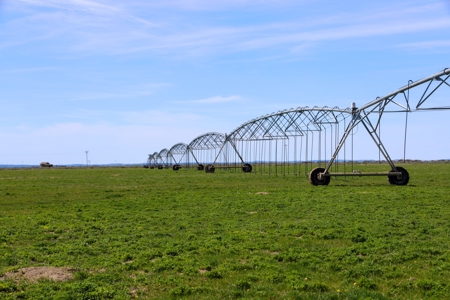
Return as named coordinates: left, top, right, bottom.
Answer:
left=1, top=0, right=449, bottom=164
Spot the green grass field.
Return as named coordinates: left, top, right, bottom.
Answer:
left=1, top=163, right=450, bottom=299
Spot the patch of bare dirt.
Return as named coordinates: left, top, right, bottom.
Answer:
left=130, top=288, right=138, bottom=297
left=1, top=267, right=74, bottom=283
left=255, top=192, right=269, bottom=195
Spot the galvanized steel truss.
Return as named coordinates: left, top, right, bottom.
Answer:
left=227, top=107, right=351, bottom=141
left=312, top=68, right=450, bottom=185
left=186, top=132, right=226, bottom=169
left=146, top=68, right=450, bottom=185
left=168, top=143, right=188, bottom=164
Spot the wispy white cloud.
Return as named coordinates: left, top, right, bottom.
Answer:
left=129, top=0, right=310, bottom=11
left=396, top=40, right=450, bottom=52
left=17, top=0, right=155, bottom=26
left=233, top=18, right=450, bottom=52
left=4, top=1, right=450, bottom=59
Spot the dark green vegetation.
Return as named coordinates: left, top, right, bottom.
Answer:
left=1, top=163, right=450, bottom=299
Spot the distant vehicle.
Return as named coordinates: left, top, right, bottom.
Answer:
left=40, top=162, right=53, bottom=168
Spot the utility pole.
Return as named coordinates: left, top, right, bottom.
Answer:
left=85, top=151, right=89, bottom=166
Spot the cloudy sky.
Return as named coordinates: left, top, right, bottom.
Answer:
left=1, top=0, right=449, bottom=164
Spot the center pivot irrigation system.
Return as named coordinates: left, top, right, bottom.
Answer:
left=147, top=68, right=450, bottom=185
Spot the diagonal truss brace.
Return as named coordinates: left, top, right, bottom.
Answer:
left=213, top=135, right=246, bottom=165
left=322, top=108, right=397, bottom=176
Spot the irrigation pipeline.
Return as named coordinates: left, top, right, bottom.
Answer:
left=146, top=68, right=450, bottom=185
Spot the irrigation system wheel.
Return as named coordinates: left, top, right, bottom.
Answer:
left=197, top=164, right=204, bottom=171
left=242, top=163, right=252, bottom=173
left=205, top=164, right=216, bottom=173
left=157, top=165, right=163, bottom=169
left=309, top=167, right=331, bottom=186
left=172, top=164, right=181, bottom=171
left=388, top=166, right=409, bottom=185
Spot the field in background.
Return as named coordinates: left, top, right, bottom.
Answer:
left=1, top=163, right=450, bottom=299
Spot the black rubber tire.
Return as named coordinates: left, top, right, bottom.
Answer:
left=157, top=165, right=163, bottom=169
left=388, top=166, right=409, bottom=185
left=150, top=166, right=154, bottom=169
left=197, top=164, right=204, bottom=171
left=173, top=164, right=180, bottom=171
left=309, top=167, right=331, bottom=186
left=242, top=163, right=252, bottom=173
left=143, top=165, right=149, bottom=168
left=205, top=164, right=216, bottom=173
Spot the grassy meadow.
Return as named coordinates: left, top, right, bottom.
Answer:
left=1, top=163, right=450, bottom=299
